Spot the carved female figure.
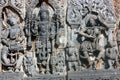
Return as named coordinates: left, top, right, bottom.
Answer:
left=1, top=12, right=25, bottom=71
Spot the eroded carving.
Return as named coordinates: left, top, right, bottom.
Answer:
left=1, top=8, right=25, bottom=72
left=0, top=0, right=119, bottom=80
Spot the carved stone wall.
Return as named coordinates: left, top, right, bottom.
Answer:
left=0, top=0, right=120, bottom=80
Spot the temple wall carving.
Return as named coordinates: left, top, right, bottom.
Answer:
left=0, top=0, right=120, bottom=80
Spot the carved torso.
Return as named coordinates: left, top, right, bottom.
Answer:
left=67, top=48, right=78, bottom=61
left=38, top=21, right=49, bottom=42
left=9, top=26, right=21, bottom=40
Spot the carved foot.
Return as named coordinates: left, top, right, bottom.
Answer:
left=15, top=69, right=20, bottom=72
left=46, top=71, right=50, bottom=74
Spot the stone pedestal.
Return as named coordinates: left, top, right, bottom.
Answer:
left=68, top=70, right=120, bottom=80
left=0, top=72, right=23, bottom=80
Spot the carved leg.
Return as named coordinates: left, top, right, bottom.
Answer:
left=1, top=46, right=10, bottom=64
left=74, top=62, right=78, bottom=71
left=88, top=61, right=93, bottom=70
left=108, top=60, right=113, bottom=69
left=46, top=54, right=50, bottom=74
left=96, top=48, right=105, bottom=60
left=68, top=62, right=72, bottom=72
left=83, top=51, right=91, bottom=66
left=71, top=62, right=75, bottom=71
left=94, top=48, right=105, bottom=69
left=15, top=54, right=24, bottom=72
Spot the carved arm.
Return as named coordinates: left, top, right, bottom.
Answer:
left=1, top=29, right=9, bottom=47
left=75, top=31, right=95, bottom=39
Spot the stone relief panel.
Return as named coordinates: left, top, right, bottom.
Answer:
left=0, top=0, right=120, bottom=80
left=67, top=0, right=118, bottom=71
left=1, top=7, right=25, bottom=72
left=24, top=0, right=67, bottom=77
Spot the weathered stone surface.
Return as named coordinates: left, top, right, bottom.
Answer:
left=0, top=72, right=23, bottom=80
left=68, top=70, right=120, bottom=80
left=0, top=0, right=120, bottom=80
left=24, top=74, right=65, bottom=80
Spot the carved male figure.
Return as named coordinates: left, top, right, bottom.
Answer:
left=32, top=2, right=56, bottom=74
left=66, top=41, right=80, bottom=72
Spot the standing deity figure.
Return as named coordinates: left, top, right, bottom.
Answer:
left=1, top=13, right=25, bottom=72
left=66, top=41, right=80, bottom=72
left=24, top=51, right=38, bottom=76
left=32, top=2, right=56, bottom=74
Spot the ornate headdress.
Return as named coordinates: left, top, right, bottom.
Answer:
left=39, top=2, right=49, bottom=14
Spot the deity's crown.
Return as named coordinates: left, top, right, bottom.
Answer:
left=40, top=2, right=49, bottom=13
